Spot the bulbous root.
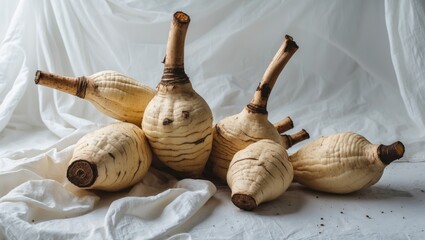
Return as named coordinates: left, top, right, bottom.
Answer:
left=232, top=194, right=257, bottom=211
left=281, top=129, right=310, bottom=149
left=377, top=141, right=405, bottom=165
left=66, top=160, right=98, bottom=188
left=274, top=116, right=294, bottom=134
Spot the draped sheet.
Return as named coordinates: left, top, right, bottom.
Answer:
left=1, top=0, right=424, bottom=239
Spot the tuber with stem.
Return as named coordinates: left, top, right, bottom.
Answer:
left=289, top=132, right=405, bottom=194
left=141, top=11, right=213, bottom=178
left=35, top=70, right=155, bottom=125
left=67, top=122, right=152, bottom=191
left=208, top=35, right=309, bottom=182
left=227, top=139, right=293, bottom=211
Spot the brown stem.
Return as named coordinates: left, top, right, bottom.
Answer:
left=377, top=141, right=405, bottom=165
left=35, top=70, right=89, bottom=98
left=165, top=11, right=190, bottom=67
left=274, top=116, right=294, bottom=134
left=66, top=160, right=98, bottom=188
left=232, top=193, right=257, bottom=211
left=247, top=35, right=298, bottom=114
left=160, top=11, right=191, bottom=86
left=281, top=129, right=310, bottom=149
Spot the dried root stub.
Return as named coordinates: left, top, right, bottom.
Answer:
left=35, top=70, right=155, bottom=125
left=227, top=139, right=293, bottom=211
left=208, top=35, right=309, bottom=183
left=67, top=122, right=152, bottom=191
left=289, top=132, right=405, bottom=194
left=142, top=12, right=213, bottom=178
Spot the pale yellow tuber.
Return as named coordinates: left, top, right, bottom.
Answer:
left=208, top=35, right=309, bottom=182
left=227, top=139, right=293, bottom=211
left=141, top=12, right=213, bottom=177
left=35, top=70, right=155, bottom=125
left=66, top=122, right=152, bottom=191
left=289, top=132, right=405, bottom=194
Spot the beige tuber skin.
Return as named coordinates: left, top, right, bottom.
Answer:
left=35, top=70, right=155, bottom=125
left=208, top=35, right=309, bottom=183
left=142, top=12, right=213, bottom=178
left=289, top=132, right=405, bottom=194
left=67, top=122, right=152, bottom=191
left=227, top=139, right=293, bottom=211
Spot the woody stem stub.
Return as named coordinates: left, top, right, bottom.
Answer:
left=161, top=11, right=191, bottom=85
left=67, top=160, right=98, bottom=188
left=35, top=70, right=88, bottom=98
left=377, top=141, right=405, bottom=165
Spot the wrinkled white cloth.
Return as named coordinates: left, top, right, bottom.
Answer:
left=1, top=168, right=216, bottom=239
left=1, top=0, right=425, bottom=239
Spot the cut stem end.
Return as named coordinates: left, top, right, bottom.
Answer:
left=67, top=160, right=98, bottom=188
left=274, top=116, right=294, bottom=133
left=283, top=34, right=299, bottom=53
left=282, top=129, right=310, bottom=149
left=231, top=194, right=257, bottom=211
left=377, top=141, right=405, bottom=165
left=34, top=70, right=42, bottom=84
left=174, top=11, right=190, bottom=24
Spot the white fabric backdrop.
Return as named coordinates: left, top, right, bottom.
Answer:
left=0, top=0, right=424, bottom=239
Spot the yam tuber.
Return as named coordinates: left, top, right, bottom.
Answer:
left=208, top=35, right=309, bottom=182
left=227, top=139, right=293, bottom=211
left=141, top=12, right=213, bottom=177
left=289, top=132, right=405, bottom=194
left=35, top=70, right=155, bottom=125
left=67, top=122, right=152, bottom=191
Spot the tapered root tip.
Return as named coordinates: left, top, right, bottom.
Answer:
left=232, top=194, right=257, bottom=211
left=66, top=160, right=98, bottom=188
left=34, top=70, right=42, bottom=84
left=377, top=141, right=405, bottom=165
left=174, top=11, right=190, bottom=24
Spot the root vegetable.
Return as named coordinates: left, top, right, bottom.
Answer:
left=141, top=12, right=213, bottom=177
left=208, top=35, right=309, bottom=182
left=289, top=132, right=405, bottom=194
left=227, top=139, right=293, bottom=211
left=66, top=122, right=152, bottom=191
left=35, top=70, right=155, bottom=125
